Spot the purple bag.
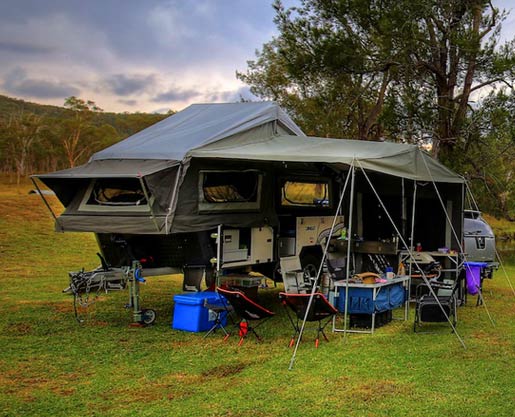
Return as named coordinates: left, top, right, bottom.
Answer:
left=464, top=262, right=487, bottom=295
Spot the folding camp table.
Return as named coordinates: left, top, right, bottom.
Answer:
left=332, top=275, right=411, bottom=334
left=399, top=251, right=464, bottom=302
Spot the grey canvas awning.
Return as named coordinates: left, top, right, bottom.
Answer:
left=190, top=135, right=464, bottom=184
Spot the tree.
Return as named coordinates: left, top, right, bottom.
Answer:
left=453, top=89, right=515, bottom=218
left=238, top=0, right=515, bottom=158
left=62, top=96, right=103, bottom=167
left=390, top=0, right=515, bottom=159
left=0, top=111, right=44, bottom=184
left=238, top=1, right=399, bottom=139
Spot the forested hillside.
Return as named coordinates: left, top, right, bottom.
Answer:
left=0, top=95, right=168, bottom=182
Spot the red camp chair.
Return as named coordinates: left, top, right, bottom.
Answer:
left=279, top=292, right=338, bottom=348
left=217, top=287, right=275, bottom=346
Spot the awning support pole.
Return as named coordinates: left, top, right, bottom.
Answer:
left=402, top=178, right=407, bottom=238
left=216, top=224, right=222, bottom=287
left=494, top=249, right=515, bottom=297
left=165, top=164, right=183, bottom=234
left=138, top=177, right=160, bottom=233
left=466, top=184, right=515, bottom=297
left=288, top=163, right=353, bottom=370
left=356, top=160, right=466, bottom=349
left=30, top=177, right=62, bottom=231
left=420, top=157, right=495, bottom=327
left=343, top=162, right=356, bottom=340
left=409, top=181, right=417, bottom=278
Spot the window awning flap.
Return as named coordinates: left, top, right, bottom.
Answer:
left=34, top=159, right=178, bottom=179
left=33, top=159, right=179, bottom=210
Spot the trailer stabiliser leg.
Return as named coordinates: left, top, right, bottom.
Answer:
left=126, top=261, right=156, bottom=326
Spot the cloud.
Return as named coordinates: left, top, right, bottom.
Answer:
left=206, top=86, right=255, bottom=102
left=118, top=99, right=138, bottom=106
left=2, top=67, right=79, bottom=99
left=152, top=107, right=173, bottom=114
left=104, top=73, right=157, bottom=96
left=0, top=1, right=278, bottom=111
left=0, top=40, right=53, bottom=54
left=152, top=87, right=202, bottom=103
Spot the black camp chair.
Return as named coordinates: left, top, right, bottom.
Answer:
left=279, top=292, right=338, bottom=348
left=203, top=295, right=234, bottom=340
left=326, top=254, right=347, bottom=280
left=217, top=287, right=275, bottom=346
left=414, top=279, right=458, bottom=332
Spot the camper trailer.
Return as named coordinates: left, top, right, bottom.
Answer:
left=34, top=102, right=468, bottom=307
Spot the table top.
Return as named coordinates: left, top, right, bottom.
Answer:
left=219, top=275, right=263, bottom=287
left=400, top=250, right=460, bottom=258
left=333, top=275, right=410, bottom=288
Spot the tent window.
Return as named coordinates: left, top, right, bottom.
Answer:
left=79, top=178, right=152, bottom=212
left=199, top=170, right=262, bottom=212
left=281, top=180, right=330, bottom=207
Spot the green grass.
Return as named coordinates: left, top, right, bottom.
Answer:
left=1, top=179, right=514, bottom=417
left=483, top=214, right=515, bottom=240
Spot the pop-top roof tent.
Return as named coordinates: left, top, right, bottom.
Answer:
left=34, top=101, right=464, bottom=236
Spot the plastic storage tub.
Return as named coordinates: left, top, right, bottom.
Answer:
left=172, top=291, right=227, bottom=332
left=336, top=283, right=405, bottom=314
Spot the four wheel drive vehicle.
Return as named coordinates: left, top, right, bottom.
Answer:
left=463, top=210, right=498, bottom=278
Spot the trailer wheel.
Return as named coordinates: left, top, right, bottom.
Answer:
left=301, top=254, right=322, bottom=283
left=141, top=309, right=157, bottom=325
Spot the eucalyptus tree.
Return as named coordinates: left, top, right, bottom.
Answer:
left=62, top=96, right=103, bottom=168
left=0, top=111, right=44, bottom=184
left=238, top=0, right=515, bottom=159
left=456, top=89, right=515, bottom=218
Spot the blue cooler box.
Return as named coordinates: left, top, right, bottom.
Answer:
left=172, top=291, right=227, bottom=332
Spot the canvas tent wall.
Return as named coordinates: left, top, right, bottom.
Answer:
left=190, top=134, right=465, bottom=250
left=37, top=160, right=179, bottom=234
left=34, top=102, right=304, bottom=234
left=34, top=101, right=464, bottom=252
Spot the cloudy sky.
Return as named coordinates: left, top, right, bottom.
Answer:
left=0, top=0, right=514, bottom=114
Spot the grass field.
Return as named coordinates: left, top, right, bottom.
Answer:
left=1, top=179, right=514, bottom=417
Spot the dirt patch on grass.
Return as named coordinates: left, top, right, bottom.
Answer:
left=470, top=331, right=511, bottom=347
left=341, top=379, right=408, bottom=403
left=495, top=287, right=515, bottom=298
left=52, top=302, right=74, bottom=313
left=100, top=386, right=167, bottom=404
left=201, top=362, right=248, bottom=378
left=92, top=320, right=110, bottom=327
left=98, top=374, right=200, bottom=405
left=5, top=322, right=33, bottom=335
left=0, top=366, right=80, bottom=402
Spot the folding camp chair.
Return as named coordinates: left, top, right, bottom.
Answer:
left=326, top=254, right=347, bottom=280
left=203, top=295, right=234, bottom=340
left=182, top=265, right=205, bottom=292
left=216, top=287, right=275, bottom=346
left=280, top=256, right=311, bottom=294
left=279, top=292, right=338, bottom=348
left=414, top=279, right=458, bottom=332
